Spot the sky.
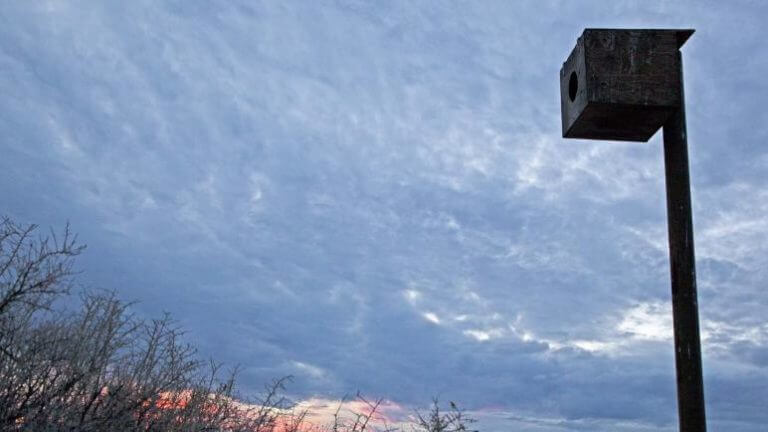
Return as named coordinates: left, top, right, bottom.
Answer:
left=2, top=1, right=767, bottom=431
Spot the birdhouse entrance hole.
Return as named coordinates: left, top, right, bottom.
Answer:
left=568, top=72, right=578, bottom=102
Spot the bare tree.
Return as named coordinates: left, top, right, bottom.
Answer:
left=0, top=217, right=82, bottom=356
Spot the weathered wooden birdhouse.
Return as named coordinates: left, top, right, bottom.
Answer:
left=560, top=29, right=694, bottom=142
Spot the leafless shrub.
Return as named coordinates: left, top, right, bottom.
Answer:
left=0, top=217, right=300, bottom=431
left=329, top=393, right=397, bottom=432
left=412, top=400, right=477, bottom=432
left=0, top=217, right=479, bottom=432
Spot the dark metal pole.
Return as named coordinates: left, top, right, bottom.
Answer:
left=662, top=52, right=707, bottom=432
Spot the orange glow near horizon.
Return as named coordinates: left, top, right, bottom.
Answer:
left=148, top=390, right=409, bottom=432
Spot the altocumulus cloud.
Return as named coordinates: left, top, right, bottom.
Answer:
left=1, top=1, right=767, bottom=431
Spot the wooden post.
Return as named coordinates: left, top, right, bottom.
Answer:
left=662, top=51, right=707, bottom=432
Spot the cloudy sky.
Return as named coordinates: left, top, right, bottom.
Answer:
left=2, top=1, right=767, bottom=431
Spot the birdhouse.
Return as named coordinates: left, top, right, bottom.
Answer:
left=560, top=29, right=693, bottom=142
